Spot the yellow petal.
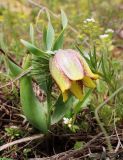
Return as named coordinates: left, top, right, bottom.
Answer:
left=76, top=52, right=99, bottom=80
left=62, top=91, right=68, bottom=102
left=70, top=81, right=83, bottom=100
left=49, top=57, right=71, bottom=93
left=55, top=49, right=84, bottom=80
left=83, top=76, right=96, bottom=88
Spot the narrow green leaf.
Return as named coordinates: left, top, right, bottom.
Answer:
left=43, top=26, right=47, bottom=49
left=101, top=54, right=107, bottom=77
left=93, top=46, right=97, bottom=65
left=51, top=95, right=73, bottom=124
left=20, top=76, right=49, bottom=133
left=74, top=89, right=92, bottom=113
left=76, top=45, right=85, bottom=57
left=46, top=22, right=55, bottom=50
left=53, top=10, right=67, bottom=50
left=76, top=45, right=90, bottom=61
left=21, top=39, right=50, bottom=59
left=4, top=54, right=49, bottom=133
left=30, top=24, right=34, bottom=44
left=46, top=10, right=51, bottom=22
left=61, top=10, right=68, bottom=29
left=53, top=30, right=64, bottom=50
left=20, top=55, right=49, bottom=133
left=5, top=56, right=22, bottom=77
left=0, top=33, right=7, bottom=51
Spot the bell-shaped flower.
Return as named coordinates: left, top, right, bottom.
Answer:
left=49, top=49, right=99, bottom=102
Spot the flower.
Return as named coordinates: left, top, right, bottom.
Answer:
left=68, top=124, right=72, bottom=128
left=83, top=18, right=95, bottom=23
left=105, top=29, right=114, bottom=34
left=49, top=49, right=99, bottom=101
left=63, top=117, right=72, bottom=128
left=99, top=34, right=109, bottom=39
left=63, top=117, right=72, bottom=124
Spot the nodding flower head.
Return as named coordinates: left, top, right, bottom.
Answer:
left=49, top=49, right=99, bottom=102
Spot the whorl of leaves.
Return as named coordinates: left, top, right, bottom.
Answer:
left=31, top=56, right=52, bottom=92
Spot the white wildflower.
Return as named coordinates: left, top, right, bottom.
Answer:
left=84, top=18, right=95, bottom=23
left=68, top=124, right=72, bottom=128
left=105, top=29, right=114, bottom=33
left=63, top=117, right=70, bottom=124
left=63, top=117, right=72, bottom=128
left=99, top=34, right=109, bottom=39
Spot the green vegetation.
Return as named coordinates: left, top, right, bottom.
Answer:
left=0, top=0, right=123, bottom=159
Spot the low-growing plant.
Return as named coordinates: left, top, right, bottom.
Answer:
left=1, top=8, right=123, bottom=153
left=2, top=10, right=100, bottom=133
left=5, top=126, right=23, bottom=139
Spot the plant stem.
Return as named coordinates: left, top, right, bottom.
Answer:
left=88, top=0, right=91, bottom=17
left=95, top=86, right=123, bottom=152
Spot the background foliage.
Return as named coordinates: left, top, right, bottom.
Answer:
left=0, top=0, right=123, bottom=159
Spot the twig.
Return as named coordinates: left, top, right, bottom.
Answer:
left=28, top=0, right=79, bottom=34
left=113, top=111, right=123, bottom=153
left=0, top=48, right=39, bottom=85
left=95, top=86, right=123, bottom=152
left=44, top=132, right=103, bottom=160
left=0, top=67, right=32, bottom=89
left=35, top=8, right=45, bottom=34
left=0, top=134, right=44, bottom=151
left=28, top=0, right=59, bottom=18
left=61, top=132, right=103, bottom=160
left=0, top=48, right=20, bottom=66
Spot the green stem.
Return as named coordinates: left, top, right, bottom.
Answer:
left=72, top=89, right=93, bottom=125
left=47, top=92, right=52, bottom=126
left=88, top=0, right=91, bottom=17
left=95, top=86, right=123, bottom=152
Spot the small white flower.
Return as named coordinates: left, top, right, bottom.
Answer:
left=68, top=124, right=72, bottom=128
left=63, top=117, right=72, bottom=127
left=63, top=117, right=70, bottom=124
left=99, top=34, right=109, bottom=39
left=84, top=18, right=95, bottom=23
left=105, top=29, right=114, bottom=33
